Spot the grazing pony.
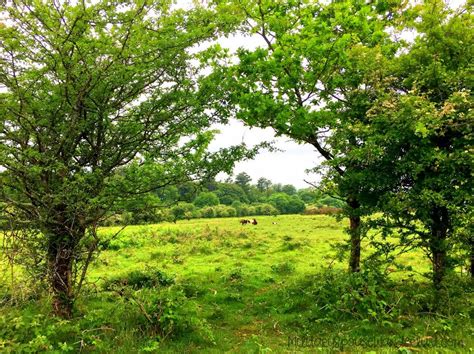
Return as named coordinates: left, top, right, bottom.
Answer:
left=240, top=219, right=251, bottom=225
left=251, top=218, right=258, bottom=225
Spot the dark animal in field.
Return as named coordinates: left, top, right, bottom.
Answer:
left=251, top=218, right=258, bottom=225
left=240, top=219, right=251, bottom=225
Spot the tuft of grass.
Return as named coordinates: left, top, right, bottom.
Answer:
left=271, top=261, right=296, bottom=275
left=103, top=269, right=175, bottom=290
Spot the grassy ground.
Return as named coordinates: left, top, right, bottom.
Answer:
left=1, top=215, right=472, bottom=353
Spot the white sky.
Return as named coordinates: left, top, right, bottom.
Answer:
left=209, top=120, right=322, bottom=188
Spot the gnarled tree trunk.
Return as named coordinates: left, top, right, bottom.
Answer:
left=46, top=223, right=84, bottom=318
left=430, top=206, right=449, bottom=290
left=48, top=240, right=74, bottom=318
left=348, top=198, right=361, bottom=273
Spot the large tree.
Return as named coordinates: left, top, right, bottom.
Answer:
left=209, top=0, right=405, bottom=272
left=0, top=0, right=249, bottom=316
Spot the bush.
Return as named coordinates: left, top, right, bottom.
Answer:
left=185, top=209, right=201, bottom=220
left=0, top=283, right=215, bottom=352
left=303, top=205, right=341, bottom=215
left=254, top=203, right=278, bottom=216
left=101, top=234, right=145, bottom=251
left=318, top=196, right=345, bottom=208
left=123, top=286, right=214, bottom=343
left=268, top=268, right=474, bottom=327
left=236, top=204, right=251, bottom=216
left=171, top=202, right=196, bottom=221
left=214, top=205, right=237, bottom=218
left=286, top=195, right=306, bottom=214
left=246, top=205, right=257, bottom=216
left=0, top=312, right=82, bottom=352
left=200, top=206, right=216, bottom=218
left=103, top=269, right=175, bottom=290
left=155, top=208, right=174, bottom=222
left=268, top=193, right=305, bottom=214
left=271, top=261, right=296, bottom=275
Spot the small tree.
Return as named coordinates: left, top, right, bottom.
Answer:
left=286, top=196, right=306, bottom=214
left=0, top=1, right=251, bottom=316
left=214, top=182, right=248, bottom=205
left=281, top=184, right=297, bottom=196
left=172, top=203, right=196, bottom=222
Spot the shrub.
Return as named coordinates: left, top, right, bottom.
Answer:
left=254, top=203, right=278, bottom=216
left=227, top=268, right=244, bottom=282
left=184, top=209, right=201, bottom=220
left=200, top=207, right=216, bottom=218
left=272, top=268, right=418, bottom=325
left=303, top=205, right=341, bottom=215
left=319, top=196, right=345, bottom=208
left=286, top=196, right=306, bottom=214
left=171, top=203, right=196, bottom=221
left=271, top=261, right=296, bottom=275
left=127, top=286, right=214, bottom=343
left=246, top=205, right=257, bottom=216
left=101, top=234, right=145, bottom=251
left=234, top=203, right=250, bottom=216
left=155, top=209, right=174, bottom=222
left=103, top=269, right=175, bottom=290
left=281, top=240, right=305, bottom=251
left=214, top=205, right=237, bottom=218
left=268, top=193, right=305, bottom=214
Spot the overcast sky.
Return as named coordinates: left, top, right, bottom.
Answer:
left=209, top=120, right=322, bottom=188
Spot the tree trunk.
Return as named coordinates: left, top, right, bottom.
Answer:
left=48, top=240, right=74, bottom=318
left=430, top=206, right=449, bottom=290
left=44, top=208, right=86, bottom=317
left=348, top=199, right=361, bottom=273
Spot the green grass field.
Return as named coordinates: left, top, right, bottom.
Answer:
left=1, top=215, right=472, bottom=353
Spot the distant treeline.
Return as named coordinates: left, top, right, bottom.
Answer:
left=102, top=172, right=343, bottom=226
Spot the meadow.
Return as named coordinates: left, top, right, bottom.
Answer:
left=1, top=215, right=472, bottom=353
